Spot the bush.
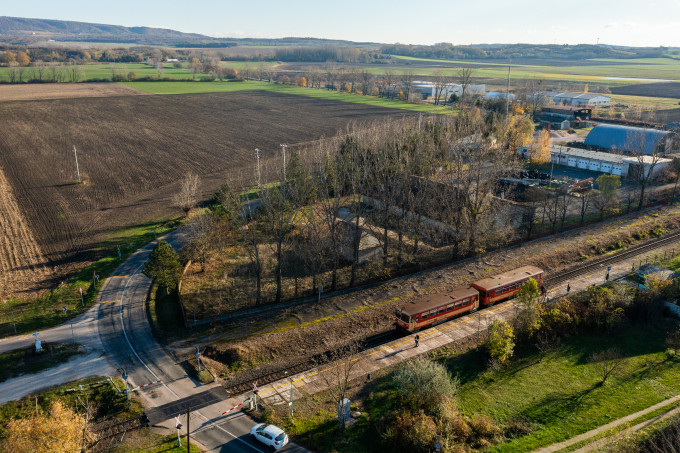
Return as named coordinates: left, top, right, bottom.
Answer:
left=392, top=357, right=458, bottom=415
left=469, top=414, right=501, bottom=441
left=485, top=321, right=515, bottom=364
left=384, top=410, right=437, bottom=453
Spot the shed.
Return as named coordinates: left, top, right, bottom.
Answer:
left=584, top=124, right=671, bottom=155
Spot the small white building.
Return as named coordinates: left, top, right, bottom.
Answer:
left=485, top=92, right=516, bottom=101
left=551, top=92, right=611, bottom=106
left=412, top=81, right=485, bottom=100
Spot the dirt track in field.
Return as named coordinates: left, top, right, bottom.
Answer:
left=0, top=167, right=52, bottom=299
left=0, top=91, right=411, bottom=293
left=0, top=83, right=147, bottom=102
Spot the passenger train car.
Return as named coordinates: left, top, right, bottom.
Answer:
left=395, top=266, right=544, bottom=332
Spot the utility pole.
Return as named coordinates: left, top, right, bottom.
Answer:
left=255, top=148, right=261, bottom=187
left=505, top=65, right=511, bottom=117
left=73, top=146, right=81, bottom=184
left=186, top=407, right=191, bottom=453
left=280, top=144, right=288, bottom=183
left=285, top=371, right=294, bottom=420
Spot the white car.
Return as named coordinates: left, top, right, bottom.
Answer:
left=250, top=423, right=289, bottom=450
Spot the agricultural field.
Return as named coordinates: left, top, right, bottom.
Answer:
left=0, top=82, right=146, bottom=102
left=0, top=90, right=413, bottom=295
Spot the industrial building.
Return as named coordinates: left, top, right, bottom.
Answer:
left=546, top=146, right=670, bottom=177
left=584, top=124, right=676, bottom=155
left=551, top=92, right=611, bottom=106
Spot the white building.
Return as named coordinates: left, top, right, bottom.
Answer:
left=412, top=81, right=485, bottom=100
left=520, top=145, right=670, bottom=178
left=485, top=92, right=516, bottom=101
left=551, top=92, right=611, bottom=106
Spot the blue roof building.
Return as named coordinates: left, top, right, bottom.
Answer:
left=584, top=124, right=671, bottom=155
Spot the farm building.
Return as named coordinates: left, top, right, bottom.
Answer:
left=584, top=124, right=676, bottom=155
left=485, top=92, right=516, bottom=101
left=412, top=81, right=485, bottom=100
left=551, top=92, right=611, bottom=106
left=538, top=105, right=593, bottom=130
left=528, top=145, right=672, bottom=177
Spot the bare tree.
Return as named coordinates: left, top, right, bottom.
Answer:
left=399, top=70, right=416, bottom=102
left=432, top=70, right=450, bottom=105
left=359, top=69, right=373, bottom=96
left=183, top=213, right=217, bottom=272
left=456, top=65, right=475, bottom=103
left=626, top=130, right=665, bottom=211
left=68, top=60, right=83, bottom=82
left=172, top=172, right=200, bottom=216
left=320, top=338, right=364, bottom=433
left=33, top=60, right=46, bottom=81
left=590, top=348, right=623, bottom=385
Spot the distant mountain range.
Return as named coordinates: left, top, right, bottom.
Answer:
left=0, top=16, right=379, bottom=48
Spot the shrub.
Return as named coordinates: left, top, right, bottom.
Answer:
left=392, top=357, right=458, bottom=415
left=469, top=414, right=501, bottom=440
left=384, top=410, right=437, bottom=453
left=485, top=321, right=515, bottom=365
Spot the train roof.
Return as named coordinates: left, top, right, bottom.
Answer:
left=471, top=266, right=543, bottom=291
left=399, top=286, right=478, bottom=316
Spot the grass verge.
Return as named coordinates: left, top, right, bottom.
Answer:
left=0, top=216, right=182, bottom=339
left=0, top=342, right=82, bottom=383
left=0, top=376, right=142, bottom=440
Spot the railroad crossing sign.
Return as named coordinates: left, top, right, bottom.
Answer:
left=253, top=381, right=258, bottom=394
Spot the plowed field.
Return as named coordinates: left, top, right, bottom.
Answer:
left=0, top=91, right=409, bottom=291
left=0, top=82, right=146, bottom=102
left=0, top=167, right=52, bottom=299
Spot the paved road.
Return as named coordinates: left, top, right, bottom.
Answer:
left=96, top=229, right=306, bottom=452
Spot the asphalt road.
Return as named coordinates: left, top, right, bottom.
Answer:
left=96, top=229, right=306, bottom=453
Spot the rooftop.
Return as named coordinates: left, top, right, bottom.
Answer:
left=551, top=92, right=610, bottom=100
left=584, top=124, right=670, bottom=155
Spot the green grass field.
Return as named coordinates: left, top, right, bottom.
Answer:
left=390, top=55, right=680, bottom=82
left=122, top=80, right=454, bottom=113
left=0, top=61, right=279, bottom=83
left=283, top=321, right=680, bottom=453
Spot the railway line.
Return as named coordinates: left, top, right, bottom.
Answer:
left=221, top=231, right=680, bottom=397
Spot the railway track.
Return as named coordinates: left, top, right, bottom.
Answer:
left=545, top=231, right=680, bottom=287
left=222, top=231, right=680, bottom=397
left=222, top=329, right=405, bottom=396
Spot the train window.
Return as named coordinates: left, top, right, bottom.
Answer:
left=438, top=307, right=446, bottom=315
left=430, top=310, right=437, bottom=317
left=421, top=312, right=429, bottom=320
left=447, top=304, right=455, bottom=311
left=399, top=313, right=410, bottom=323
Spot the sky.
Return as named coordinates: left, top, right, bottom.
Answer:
left=4, top=0, right=680, bottom=47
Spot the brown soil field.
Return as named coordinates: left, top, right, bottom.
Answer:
left=611, top=82, right=680, bottom=99
left=0, top=83, right=147, bottom=102
left=0, top=167, right=52, bottom=299
left=0, top=91, right=411, bottom=291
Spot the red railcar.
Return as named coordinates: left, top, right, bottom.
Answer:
left=471, top=266, right=544, bottom=306
left=395, top=286, right=479, bottom=332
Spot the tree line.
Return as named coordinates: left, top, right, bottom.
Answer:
left=179, top=112, right=533, bottom=312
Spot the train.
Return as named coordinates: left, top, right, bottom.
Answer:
left=395, top=266, right=544, bottom=332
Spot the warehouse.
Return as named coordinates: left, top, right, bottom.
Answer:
left=548, top=146, right=670, bottom=177
left=584, top=124, right=675, bottom=155
left=552, top=92, right=611, bottom=106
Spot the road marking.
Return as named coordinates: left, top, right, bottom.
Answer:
left=111, top=275, right=129, bottom=279
left=118, top=261, right=264, bottom=452
left=100, top=300, right=121, bottom=304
